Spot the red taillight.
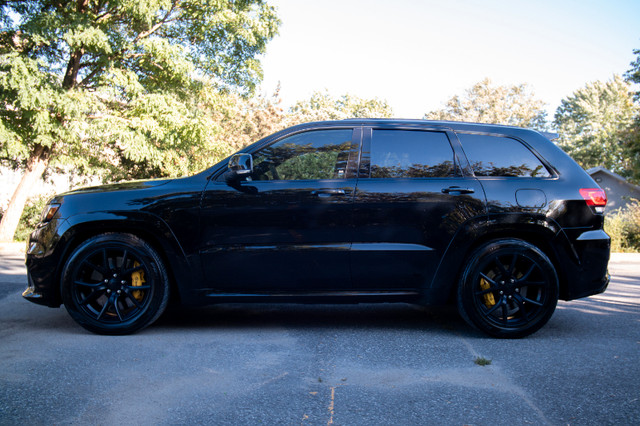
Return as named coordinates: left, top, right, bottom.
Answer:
left=579, top=188, right=607, bottom=207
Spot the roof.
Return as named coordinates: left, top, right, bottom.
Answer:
left=288, top=118, right=549, bottom=138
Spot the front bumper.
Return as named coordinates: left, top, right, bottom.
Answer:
left=22, top=222, right=65, bottom=308
left=22, top=272, right=50, bottom=306
left=22, top=270, right=61, bottom=308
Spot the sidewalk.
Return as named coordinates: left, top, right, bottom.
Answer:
left=0, top=242, right=26, bottom=285
left=0, top=242, right=26, bottom=256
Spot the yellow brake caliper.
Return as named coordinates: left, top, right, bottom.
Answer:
left=131, top=261, right=145, bottom=301
left=480, top=277, right=496, bottom=308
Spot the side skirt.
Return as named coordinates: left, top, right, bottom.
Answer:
left=199, top=290, right=422, bottom=305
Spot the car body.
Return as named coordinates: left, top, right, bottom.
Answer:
left=23, top=119, right=610, bottom=337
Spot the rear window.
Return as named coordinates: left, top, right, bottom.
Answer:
left=370, top=130, right=456, bottom=178
left=458, top=133, right=551, bottom=178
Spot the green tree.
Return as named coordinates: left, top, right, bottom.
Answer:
left=625, top=48, right=640, bottom=101
left=0, top=0, right=279, bottom=241
left=287, top=90, right=394, bottom=125
left=623, top=48, right=640, bottom=182
left=554, top=75, right=638, bottom=181
left=424, top=78, right=547, bottom=129
left=201, top=86, right=286, bottom=158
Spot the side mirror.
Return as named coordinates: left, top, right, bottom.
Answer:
left=228, top=153, right=253, bottom=176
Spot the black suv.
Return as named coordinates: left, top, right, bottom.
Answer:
left=23, top=119, right=610, bottom=337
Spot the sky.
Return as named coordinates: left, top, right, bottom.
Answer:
left=259, top=0, right=640, bottom=120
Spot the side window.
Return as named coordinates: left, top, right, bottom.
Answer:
left=457, top=134, right=551, bottom=178
left=251, top=129, right=353, bottom=181
left=370, top=130, right=456, bottom=178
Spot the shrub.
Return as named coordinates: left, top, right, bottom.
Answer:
left=14, top=196, right=51, bottom=242
left=605, top=199, right=640, bottom=253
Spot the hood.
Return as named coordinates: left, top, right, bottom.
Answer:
left=59, top=179, right=174, bottom=196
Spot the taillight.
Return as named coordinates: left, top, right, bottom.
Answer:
left=579, top=188, right=607, bottom=211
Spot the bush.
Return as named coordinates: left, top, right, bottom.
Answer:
left=14, top=196, right=51, bottom=242
left=605, top=199, right=640, bottom=253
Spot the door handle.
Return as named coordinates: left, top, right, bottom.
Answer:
left=441, top=186, right=475, bottom=195
left=312, top=189, right=346, bottom=198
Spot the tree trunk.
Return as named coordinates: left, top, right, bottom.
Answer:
left=62, top=0, right=90, bottom=89
left=0, top=145, right=50, bottom=242
left=62, top=48, right=84, bottom=89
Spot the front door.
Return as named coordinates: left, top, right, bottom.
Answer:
left=199, top=127, right=358, bottom=294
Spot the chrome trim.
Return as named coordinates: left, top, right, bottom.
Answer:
left=351, top=242, right=433, bottom=251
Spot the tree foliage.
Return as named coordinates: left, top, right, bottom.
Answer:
left=0, top=0, right=280, bottom=240
left=287, top=90, right=394, bottom=125
left=553, top=75, right=638, bottom=181
left=201, top=87, right=286, bottom=157
left=424, top=78, right=547, bottom=130
left=625, top=48, right=640, bottom=101
left=623, top=48, right=640, bottom=183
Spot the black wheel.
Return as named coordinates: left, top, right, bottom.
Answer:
left=457, top=239, right=559, bottom=338
left=61, top=233, right=169, bottom=335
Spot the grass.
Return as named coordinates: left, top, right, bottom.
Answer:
left=474, top=356, right=492, bottom=366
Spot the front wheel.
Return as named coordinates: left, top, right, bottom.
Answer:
left=457, top=239, right=559, bottom=338
left=61, top=233, right=169, bottom=335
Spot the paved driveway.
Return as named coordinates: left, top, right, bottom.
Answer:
left=0, top=245, right=638, bottom=425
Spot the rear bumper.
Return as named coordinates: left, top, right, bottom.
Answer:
left=559, top=229, right=611, bottom=301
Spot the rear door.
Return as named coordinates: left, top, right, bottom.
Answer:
left=351, top=126, right=487, bottom=291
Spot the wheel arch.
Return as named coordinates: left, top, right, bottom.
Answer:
left=429, top=214, right=571, bottom=303
left=454, top=236, right=560, bottom=338
left=53, top=212, right=195, bottom=307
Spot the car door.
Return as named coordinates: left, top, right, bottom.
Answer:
left=351, top=126, right=487, bottom=292
left=198, top=127, right=359, bottom=294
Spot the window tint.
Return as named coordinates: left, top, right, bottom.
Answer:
left=458, top=133, right=551, bottom=178
left=370, top=130, right=455, bottom=178
left=252, top=129, right=353, bottom=181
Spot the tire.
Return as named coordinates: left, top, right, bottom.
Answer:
left=457, top=239, right=558, bottom=338
left=61, top=233, right=170, bottom=335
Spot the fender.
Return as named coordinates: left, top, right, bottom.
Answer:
left=426, top=212, right=569, bottom=302
left=53, top=211, right=201, bottom=306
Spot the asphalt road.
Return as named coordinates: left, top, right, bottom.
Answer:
left=0, top=245, right=638, bottom=425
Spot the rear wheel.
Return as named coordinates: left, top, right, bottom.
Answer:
left=61, top=233, right=169, bottom=335
left=457, top=239, right=558, bottom=338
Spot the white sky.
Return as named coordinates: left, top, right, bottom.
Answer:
left=259, top=0, right=640, bottom=120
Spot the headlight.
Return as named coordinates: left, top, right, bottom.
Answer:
left=40, top=203, right=61, bottom=223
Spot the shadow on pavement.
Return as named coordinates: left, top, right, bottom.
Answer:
left=153, top=303, right=466, bottom=334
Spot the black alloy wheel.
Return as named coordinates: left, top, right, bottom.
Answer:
left=61, top=233, right=169, bottom=335
left=457, top=239, right=559, bottom=338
